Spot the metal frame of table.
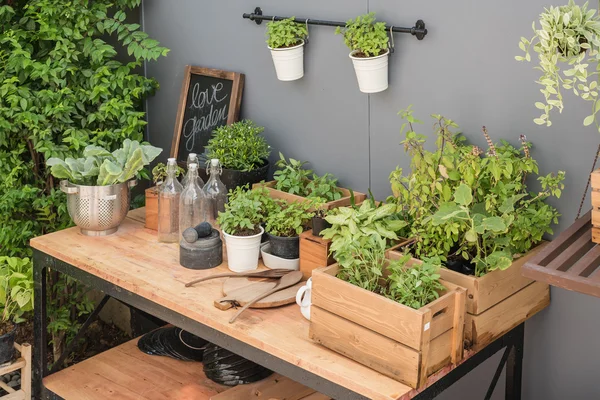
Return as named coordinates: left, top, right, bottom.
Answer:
left=32, top=249, right=525, bottom=400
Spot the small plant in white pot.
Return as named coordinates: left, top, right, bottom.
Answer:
left=265, top=199, right=314, bottom=260
left=266, top=17, right=308, bottom=81
left=336, top=12, right=390, bottom=93
left=218, top=186, right=275, bottom=272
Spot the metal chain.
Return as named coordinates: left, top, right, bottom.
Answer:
left=576, top=143, right=600, bottom=219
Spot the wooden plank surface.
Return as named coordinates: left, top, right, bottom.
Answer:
left=209, top=373, right=319, bottom=400
left=31, top=215, right=414, bottom=400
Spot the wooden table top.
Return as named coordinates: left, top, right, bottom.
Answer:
left=31, top=209, right=416, bottom=400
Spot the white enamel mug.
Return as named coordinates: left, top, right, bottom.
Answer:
left=295, top=278, right=312, bottom=320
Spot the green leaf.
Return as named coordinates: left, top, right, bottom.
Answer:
left=481, top=216, right=506, bottom=232
left=453, top=183, right=473, bottom=206
left=584, top=115, right=595, bottom=126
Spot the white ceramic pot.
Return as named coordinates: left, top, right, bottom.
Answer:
left=260, top=242, right=299, bottom=270
left=349, top=49, right=389, bottom=93
left=295, top=278, right=312, bottom=320
left=223, top=226, right=264, bottom=273
left=269, top=40, right=305, bottom=81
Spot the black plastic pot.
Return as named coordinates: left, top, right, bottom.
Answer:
left=267, top=233, right=300, bottom=259
left=311, top=216, right=331, bottom=237
left=0, top=324, right=16, bottom=365
left=199, top=159, right=270, bottom=192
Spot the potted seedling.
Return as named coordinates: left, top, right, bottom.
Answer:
left=336, top=12, right=390, bottom=93
left=310, top=199, right=331, bottom=237
left=265, top=200, right=314, bottom=259
left=266, top=17, right=309, bottom=81
left=0, top=257, right=34, bottom=364
left=144, top=162, right=185, bottom=230
left=218, top=186, right=274, bottom=272
left=47, top=139, right=162, bottom=236
left=309, top=234, right=465, bottom=388
left=203, top=120, right=271, bottom=191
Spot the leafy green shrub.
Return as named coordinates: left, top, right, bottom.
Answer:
left=0, top=0, right=167, bottom=361
left=335, top=12, right=389, bottom=57
left=48, top=140, right=161, bottom=186
left=389, top=107, right=565, bottom=276
left=218, top=186, right=274, bottom=236
left=273, top=153, right=342, bottom=201
left=266, top=17, right=308, bottom=49
left=152, top=162, right=184, bottom=186
left=205, top=120, right=270, bottom=172
left=0, top=257, right=34, bottom=323
left=265, top=200, right=314, bottom=237
left=385, top=254, right=445, bottom=309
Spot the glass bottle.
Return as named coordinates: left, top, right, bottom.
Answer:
left=202, top=159, right=228, bottom=227
left=158, top=158, right=183, bottom=243
left=179, top=163, right=205, bottom=238
left=181, top=153, right=204, bottom=188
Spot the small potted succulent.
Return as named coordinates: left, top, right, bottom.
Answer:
left=203, top=120, right=271, bottom=191
left=336, top=12, right=390, bottom=93
left=0, top=257, right=34, bottom=365
left=265, top=200, right=314, bottom=259
left=47, top=139, right=162, bottom=236
left=145, top=162, right=185, bottom=230
left=218, top=186, right=274, bottom=272
left=266, top=17, right=309, bottom=81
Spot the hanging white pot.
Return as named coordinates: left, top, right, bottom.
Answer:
left=223, top=226, right=264, bottom=272
left=349, top=49, right=389, bottom=93
left=269, top=40, right=305, bottom=81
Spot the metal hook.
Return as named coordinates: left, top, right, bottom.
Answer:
left=305, top=18, right=310, bottom=44
left=389, top=25, right=395, bottom=53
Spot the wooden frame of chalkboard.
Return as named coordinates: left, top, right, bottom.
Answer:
left=170, top=66, right=245, bottom=163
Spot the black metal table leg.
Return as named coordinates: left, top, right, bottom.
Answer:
left=33, top=251, right=49, bottom=400
left=505, top=323, right=524, bottom=400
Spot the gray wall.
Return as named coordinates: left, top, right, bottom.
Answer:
left=142, top=1, right=600, bottom=399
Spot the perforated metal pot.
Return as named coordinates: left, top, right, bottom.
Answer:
left=60, top=179, right=136, bottom=236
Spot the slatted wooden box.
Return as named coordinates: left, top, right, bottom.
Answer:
left=253, top=181, right=366, bottom=210
left=299, top=230, right=334, bottom=280
left=437, top=243, right=550, bottom=351
left=591, top=169, right=600, bottom=243
left=309, top=253, right=466, bottom=389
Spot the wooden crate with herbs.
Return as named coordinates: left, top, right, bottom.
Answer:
left=309, top=252, right=466, bottom=389
left=438, top=242, right=550, bottom=351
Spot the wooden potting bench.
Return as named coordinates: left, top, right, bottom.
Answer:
left=30, top=209, right=528, bottom=400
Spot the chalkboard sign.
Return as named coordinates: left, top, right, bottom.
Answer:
left=170, top=66, right=244, bottom=163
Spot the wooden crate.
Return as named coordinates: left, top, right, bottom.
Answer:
left=309, top=254, right=466, bottom=389
left=299, top=230, right=334, bottom=280
left=592, top=169, right=600, bottom=244
left=253, top=181, right=366, bottom=210
left=0, top=342, right=31, bottom=400
left=145, top=187, right=158, bottom=231
left=438, top=243, right=550, bottom=351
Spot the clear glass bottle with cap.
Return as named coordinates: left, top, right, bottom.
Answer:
left=158, top=158, right=183, bottom=243
left=179, top=163, right=205, bottom=238
left=202, top=159, right=228, bottom=227
left=181, top=153, right=205, bottom=188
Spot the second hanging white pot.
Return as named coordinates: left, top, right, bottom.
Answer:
left=349, top=49, right=389, bottom=93
left=269, top=40, right=305, bottom=81
left=223, top=226, right=264, bottom=272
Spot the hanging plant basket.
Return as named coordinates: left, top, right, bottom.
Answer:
left=269, top=40, right=305, bottom=81
left=349, top=49, right=389, bottom=93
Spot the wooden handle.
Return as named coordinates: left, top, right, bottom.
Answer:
left=229, top=287, right=279, bottom=323
left=185, top=273, right=235, bottom=287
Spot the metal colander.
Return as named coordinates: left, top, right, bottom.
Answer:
left=60, top=180, right=136, bottom=236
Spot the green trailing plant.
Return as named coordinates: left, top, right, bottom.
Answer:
left=517, top=0, right=600, bottom=130
left=273, top=153, right=343, bottom=201
left=218, top=186, right=274, bottom=236
left=205, top=120, right=271, bottom=172
left=0, top=0, right=168, bottom=362
left=47, top=139, right=161, bottom=186
left=265, top=200, right=314, bottom=237
left=389, top=107, right=565, bottom=276
left=152, top=162, right=184, bottom=186
left=321, top=196, right=408, bottom=258
left=266, top=17, right=308, bottom=49
left=335, top=12, right=389, bottom=57
left=0, top=257, right=34, bottom=324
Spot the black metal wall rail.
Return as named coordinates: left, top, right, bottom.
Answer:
left=242, top=7, right=428, bottom=40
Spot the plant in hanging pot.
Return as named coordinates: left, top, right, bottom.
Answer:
left=266, top=17, right=309, bottom=81
left=47, top=139, right=162, bottom=236
left=0, top=257, right=34, bottom=365
left=203, top=120, right=271, bottom=191
left=336, top=12, right=390, bottom=93
left=218, top=186, right=274, bottom=272
left=265, top=199, right=314, bottom=260
left=145, top=162, right=185, bottom=230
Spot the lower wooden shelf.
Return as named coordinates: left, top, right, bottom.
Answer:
left=43, top=337, right=328, bottom=400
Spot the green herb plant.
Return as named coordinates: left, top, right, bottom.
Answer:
left=266, top=17, right=308, bottom=49
left=265, top=200, right=314, bottom=237
left=205, top=120, right=271, bottom=172
left=390, top=107, right=565, bottom=276
left=0, top=257, right=34, bottom=324
left=218, top=186, right=274, bottom=236
left=335, top=12, right=389, bottom=57
left=517, top=0, right=600, bottom=129
left=273, top=153, right=343, bottom=202
left=47, top=139, right=161, bottom=186
left=152, top=162, right=184, bottom=186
